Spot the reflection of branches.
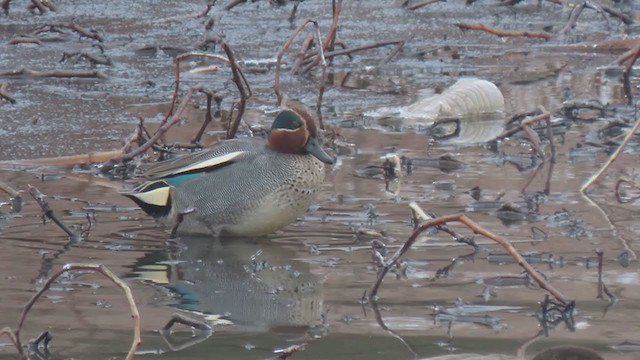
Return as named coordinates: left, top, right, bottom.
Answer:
left=160, top=313, right=212, bottom=351
left=368, top=300, right=419, bottom=359
left=515, top=329, right=545, bottom=358
left=0, top=327, right=20, bottom=357
left=6, top=264, right=142, bottom=360
left=536, top=295, right=576, bottom=336
left=580, top=115, right=640, bottom=261
left=369, top=213, right=570, bottom=304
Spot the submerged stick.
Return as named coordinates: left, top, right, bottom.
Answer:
left=369, top=213, right=570, bottom=304
left=160, top=313, right=212, bottom=351
left=595, top=249, right=604, bottom=299
left=15, top=264, right=141, bottom=360
left=622, top=46, right=640, bottom=104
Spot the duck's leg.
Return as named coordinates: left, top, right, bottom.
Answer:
left=169, top=208, right=196, bottom=238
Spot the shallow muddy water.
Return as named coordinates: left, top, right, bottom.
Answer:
left=1, top=0, right=640, bottom=359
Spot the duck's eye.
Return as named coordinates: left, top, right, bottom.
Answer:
left=290, top=119, right=303, bottom=129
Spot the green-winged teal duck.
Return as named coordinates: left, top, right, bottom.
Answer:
left=122, top=108, right=334, bottom=237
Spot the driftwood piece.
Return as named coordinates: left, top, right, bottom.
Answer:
left=0, top=68, right=107, bottom=79
left=8, top=37, right=43, bottom=46
left=455, top=22, right=553, bottom=40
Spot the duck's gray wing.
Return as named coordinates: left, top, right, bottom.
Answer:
left=138, top=138, right=267, bottom=180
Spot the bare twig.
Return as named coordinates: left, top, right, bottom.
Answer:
left=161, top=313, right=212, bottom=333
left=118, top=88, right=195, bottom=161
left=559, top=1, right=585, bottom=36
left=622, top=47, right=640, bottom=104
left=222, top=41, right=252, bottom=139
left=65, top=22, right=103, bottom=42
left=165, top=52, right=229, bottom=124
left=29, top=0, right=47, bottom=13
left=165, top=48, right=250, bottom=141
left=196, top=0, right=216, bottom=18
left=224, top=0, right=246, bottom=10
left=312, top=24, right=328, bottom=129
left=599, top=4, right=634, bottom=25
left=496, top=109, right=551, bottom=141
left=323, top=0, right=342, bottom=53
left=0, top=180, right=19, bottom=198
left=28, top=185, right=82, bottom=243
left=581, top=115, right=640, bottom=193
left=406, top=0, right=446, bottom=10
left=369, top=213, right=570, bottom=304
left=291, top=32, right=315, bottom=74
left=455, top=22, right=553, bottom=40
left=274, top=19, right=328, bottom=128
left=60, top=52, right=112, bottom=66
left=310, top=40, right=406, bottom=63
left=1, top=0, right=11, bottom=15
left=190, top=86, right=218, bottom=143
left=275, top=19, right=319, bottom=105
left=15, top=264, right=141, bottom=360
left=8, top=37, right=44, bottom=46
left=289, top=0, right=300, bottom=22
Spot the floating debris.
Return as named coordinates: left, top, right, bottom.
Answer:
left=612, top=340, right=640, bottom=352
left=433, top=308, right=504, bottom=333
left=488, top=252, right=563, bottom=268
left=371, top=78, right=505, bottom=127
left=402, top=154, right=467, bottom=173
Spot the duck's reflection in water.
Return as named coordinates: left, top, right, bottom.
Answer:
left=128, top=236, right=323, bottom=330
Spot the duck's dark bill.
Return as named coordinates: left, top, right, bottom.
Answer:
left=304, top=137, right=335, bottom=164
